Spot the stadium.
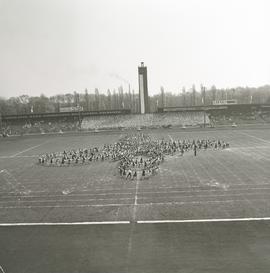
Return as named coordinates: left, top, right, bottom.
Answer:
left=1, top=63, right=270, bottom=273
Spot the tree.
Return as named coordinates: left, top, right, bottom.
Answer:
left=160, top=86, right=165, bottom=108
left=107, top=89, right=112, bottom=110
left=211, top=85, right=217, bottom=104
left=84, top=89, right=89, bottom=111
left=95, top=88, right=99, bottom=111
left=192, top=85, right=196, bottom=106
left=182, top=87, right=186, bottom=106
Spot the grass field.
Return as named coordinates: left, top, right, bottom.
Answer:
left=1, top=127, right=270, bottom=272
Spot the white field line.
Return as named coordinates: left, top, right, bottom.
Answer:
left=14, top=192, right=134, bottom=197
left=238, top=131, right=270, bottom=144
left=0, top=203, right=131, bottom=209
left=138, top=217, right=270, bottom=224
left=0, top=221, right=130, bottom=226
left=132, top=178, right=140, bottom=221
left=0, top=193, right=134, bottom=199
left=0, top=191, right=135, bottom=197
left=0, top=198, right=267, bottom=209
left=0, top=197, right=134, bottom=203
left=1, top=217, right=270, bottom=226
left=10, top=141, right=48, bottom=157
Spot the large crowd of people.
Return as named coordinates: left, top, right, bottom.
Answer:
left=1, top=119, right=80, bottom=136
left=38, top=133, right=229, bottom=180
left=81, top=112, right=209, bottom=130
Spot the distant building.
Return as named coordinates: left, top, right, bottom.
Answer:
left=138, top=62, right=149, bottom=114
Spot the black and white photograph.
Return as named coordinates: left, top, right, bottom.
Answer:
left=0, top=0, right=270, bottom=272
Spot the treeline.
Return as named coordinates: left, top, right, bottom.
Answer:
left=1, top=85, right=270, bottom=115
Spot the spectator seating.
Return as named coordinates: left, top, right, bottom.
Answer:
left=81, top=112, right=209, bottom=130
left=208, top=109, right=265, bottom=126
left=2, top=119, right=80, bottom=136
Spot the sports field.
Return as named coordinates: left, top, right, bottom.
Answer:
left=1, top=127, right=270, bottom=272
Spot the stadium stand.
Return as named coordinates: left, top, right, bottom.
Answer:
left=2, top=119, right=80, bottom=136
left=81, top=112, right=209, bottom=130
left=259, top=109, right=270, bottom=123
left=4, top=104, right=270, bottom=136
left=208, top=108, right=265, bottom=126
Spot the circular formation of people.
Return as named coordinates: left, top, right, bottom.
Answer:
left=38, top=133, right=229, bottom=180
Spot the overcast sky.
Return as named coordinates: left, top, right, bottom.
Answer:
left=0, top=0, right=269, bottom=98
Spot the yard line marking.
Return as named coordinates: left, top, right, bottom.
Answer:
left=11, top=141, right=48, bottom=157
left=10, top=192, right=135, bottom=197
left=0, top=191, right=135, bottom=197
left=138, top=217, right=270, bottom=224
left=0, top=197, right=134, bottom=203
left=0, top=203, right=132, bottom=209
left=131, top=177, right=140, bottom=222
left=0, top=221, right=130, bottom=226
left=238, top=131, right=270, bottom=144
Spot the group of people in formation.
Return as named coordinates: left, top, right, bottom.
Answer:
left=117, top=134, right=229, bottom=179
left=38, top=133, right=229, bottom=179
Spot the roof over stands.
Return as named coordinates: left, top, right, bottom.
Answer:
left=2, top=109, right=131, bottom=122
left=158, top=104, right=270, bottom=113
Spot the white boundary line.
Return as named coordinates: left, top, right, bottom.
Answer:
left=0, top=221, right=130, bottom=226
left=1, top=217, right=270, bottom=226
left=131, top=176, right=140, bottom=221
left=138, top=217, right=270, bottom=224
